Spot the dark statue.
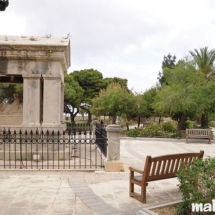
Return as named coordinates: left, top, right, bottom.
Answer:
left=0, top=0, right=9, bottom=11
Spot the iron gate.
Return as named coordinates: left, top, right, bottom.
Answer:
left=95, top=123, right=107, bottom=157
left=0, top=127, right=107, bottom=170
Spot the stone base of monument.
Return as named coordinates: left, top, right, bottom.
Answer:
left=105, top=160, right=124, bottom=172
left=0, top=113, right=22, bottom=125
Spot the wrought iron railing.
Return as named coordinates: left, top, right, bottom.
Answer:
left=0, top=128, right=107, bottom=170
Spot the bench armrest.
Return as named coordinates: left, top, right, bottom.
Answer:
left=129, top=166, right=143, bottom=174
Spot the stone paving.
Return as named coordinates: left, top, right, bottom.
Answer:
left=0, top=138, right=214, bottom=215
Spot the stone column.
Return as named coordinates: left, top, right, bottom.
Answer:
left=105, top=124, right=124, bottom=172
left=61, top=84, right=64, bottom=123
left=61, top=83, right=66, bottom=130
left=22, top=74, right=41, bottom=126
left=42, top=75, right=62, bottom=128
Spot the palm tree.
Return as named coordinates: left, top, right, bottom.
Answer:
left=189, top=47, right=215, bottom=127
left=190, top=47, right=215, bottom=75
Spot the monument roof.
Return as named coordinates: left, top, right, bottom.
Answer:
left=0, top=35, right=71, bottom=69
left=0, top=35, right=70, bottom=46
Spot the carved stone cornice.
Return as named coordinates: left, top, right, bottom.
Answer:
left=0, top=36, right=70, bottom=73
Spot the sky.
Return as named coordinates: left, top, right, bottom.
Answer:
left=1, top=0, right=215, bottom=93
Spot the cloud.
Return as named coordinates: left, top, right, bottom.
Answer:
left=2, top=0, right=215, bottom=92
left=0, top=12, right=26, bottom=35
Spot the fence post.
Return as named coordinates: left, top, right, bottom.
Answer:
left=105, top=124, right=124, bottom=172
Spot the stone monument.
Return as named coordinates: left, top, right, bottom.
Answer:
left=0, top=35, right=70, bottom=132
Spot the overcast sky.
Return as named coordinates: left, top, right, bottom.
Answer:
left=1, top=0, right=215, bottom=93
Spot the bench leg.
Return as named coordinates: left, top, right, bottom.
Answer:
left=140, top=182, right=147, bottom=203
left=129, top=181, right=134, bottom=197
left=129, top=171, right=134, bottom=197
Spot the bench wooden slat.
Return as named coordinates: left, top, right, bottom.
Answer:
left=188, top=157, right=193, bottom=165
left=151, top=161, right=156, bottom=176
left=170, top=159, right=176, bottom=173
left=156, top=161, right=162, bottom=175
left=165, top=159, right=171, bottom=174
left=160, top=160, right=166, bottom=175
left=174, top=158, right=180, bottom=172
left=129, top=150, right=204, bottom=203
left=184, top=157, right=188, bottom=165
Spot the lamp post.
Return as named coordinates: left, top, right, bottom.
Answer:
left=0, top=0, right=9, bottom=11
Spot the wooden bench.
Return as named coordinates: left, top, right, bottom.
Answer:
left=186, top=129, right=212, bottom=144
left=129, top=150, right=204, bottom=203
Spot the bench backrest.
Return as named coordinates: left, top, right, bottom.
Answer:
left=143, top=151, right=204, bottom=182
left=186, top=129, right=211, bottom=136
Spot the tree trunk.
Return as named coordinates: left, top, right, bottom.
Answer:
left=70, top=113, right=75, bottom=124
left=177, top=114, right=187, bottom=130
left=80, top=106, right=92, bottom=124
left=112, top=115, right=117, bottom=124
left=159, top=116, right=162, bottom=124
left=201, top=113, right=208, bottom=128
left=88, top=111, right=92, bottom=124
left=125, top=118, right=130, bottom=131
left=137, top=117, right=141, bottom=127
left=64, top=103, right=79, bottom=125
left=68, top=109, right=79, bottom=125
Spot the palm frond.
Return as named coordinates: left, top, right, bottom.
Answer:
left=189, top=47, right=215, bottom=74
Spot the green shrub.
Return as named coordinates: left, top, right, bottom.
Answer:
left=209, top=121, right=215, bottom=127
left=176, top=157, right=215, bottom=215
left=127, top=124, right=182, bottom=138
left=139, top=124, right=165, bottom=137
left=170, top=130, right=183, bottom=139
left=162, top=122, right=177, bottom=132
left=127, top=128, right=139, bottom=137
left=183, top=120, right=194, bottom=130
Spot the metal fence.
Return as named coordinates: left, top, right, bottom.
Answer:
left=95, top=123, right=107, bottom=157
left=0, top=128, right=107, bottom=170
